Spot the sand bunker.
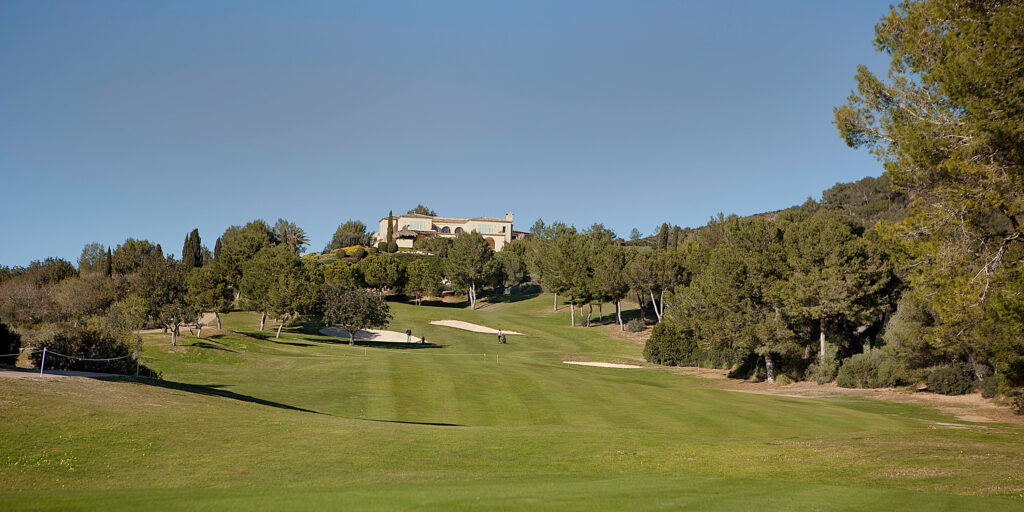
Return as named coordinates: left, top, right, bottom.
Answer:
left=564, top=361, right=643, bottom=369
left=319, top=328, right=424, bottom=343
left=429, top=320, right=521, bottom=335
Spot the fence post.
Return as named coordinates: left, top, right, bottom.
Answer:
left=40, top=347, right=47, bottom=376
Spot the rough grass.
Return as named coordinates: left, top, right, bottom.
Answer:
left=1, top=294, right=1023, bottom=510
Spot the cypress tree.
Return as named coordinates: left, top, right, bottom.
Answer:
left=658, top=223, right=669, bottom=249
left=386, top=210, right=394, bottom=245
left=214, top=237, right=222, bottom=261
left=182, top=228, right=202, bottom=269
left=105, top=247, right=112, bottom=277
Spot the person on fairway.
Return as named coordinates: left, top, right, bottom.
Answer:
left=496, top=328, right=502, bottom=343
left=406, top=328, right=412, bottom=342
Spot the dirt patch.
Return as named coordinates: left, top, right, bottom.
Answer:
left=429, top=320, right=522, bottom=335
left=668, top=367, right=1024, bottom=425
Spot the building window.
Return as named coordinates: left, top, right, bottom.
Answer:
left=479, top=224, right=491, bottom=234
left=441, top=226, right=450, bottom=233
left=454, top=227, right=463, bottom=234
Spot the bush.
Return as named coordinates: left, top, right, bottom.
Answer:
left=625, top=318, right=645, bottom=333
left=1010, top=392, right=1024, bottom=415
left=0, top=321, right=21, bottom=366
left=836, top=349, right=909, bottom=389
left=980, top=374, right=1003, bottom=399
left=644, top=322, right=685, bottom=365
left=387, top=241, right=399, bottom=253
left=352, top=247, right=368, bottom=261
left=377, top=242, right=388, bottom=252
left=927, top=366, right=975, bottom=396
left=807, top=357, right=839, bottom=384
left=27, top=326, right=142, bottom=375
left=775, top=374, right=793, bottom=386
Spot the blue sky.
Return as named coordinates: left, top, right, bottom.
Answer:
left=1, top=1, right=892, bottom=266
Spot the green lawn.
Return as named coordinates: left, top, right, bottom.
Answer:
left=2, top=294, right=1022, bottom=510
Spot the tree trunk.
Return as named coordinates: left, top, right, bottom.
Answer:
left=197, top=324, right=203, bottom=339
left=650, top=291, right=662, bottom=322
left=276, top=316, right=285, bottom=338
left=570, top=300, right=575, bottom=326
left=636, top=291, right=647, bottom=322
left=587, top=304, right=593, bottom=327
left=259, top=311, right=266, bottom=331
left=215, top=312, right=222, bottom=329
left=598, top=303, right=603, bottom=323
left=819, top=318, right=827, bottom=363
left=470, top=283, right=476, bottom=310
left=659, top=289, right=666, bottom=319
left=171, top=322, right=180, bottom=346
left=765, top=353, right=776, bottom=383
left=616, top=300, right=623, bottom=330
left=349, top=330, right=355, bottom=346
left=553, top=293, right=558, bottom=311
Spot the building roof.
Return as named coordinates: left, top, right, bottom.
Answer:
left=469, top=216, right=510, bottom=222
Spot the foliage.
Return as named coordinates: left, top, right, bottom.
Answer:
left=405, top=259, right=444, bottom=301
left=186, top=266, right=233, bottom=317
left=359, top=253, right=405, bottom=295
left=78, top=242, right=107, bottom=275
left=806, top=356, right=839, bottom=385
left=0, top=321, right=21, bottom=366
left=319, top=284, right=392, bottom=344
left=926, top=366, right=975, bottom=396
left=181, top=229, right=203, bottom=269
left=835, top=0, right=1024, bottom=387
left=131, top=253, right=191, bottom=341
left=27, top=325, right=141, bottom=375
left=625, top=318, right=645, bottom=333
left=407, top=204, right=437, bottom=216
left=111, top=238, right=157, bottom=275
left=325, top=220, right=371, bottom=252
left=413, top=236, right=453, bottom=257
left=643, top=322, right=692, bottom=366
left=836, top=349, right=909, bottom=389
left=216, top=221, right=277, bottom=293
left=273, top=218, right=310, bottom=253
left=445, top=232, right=494, bottom=309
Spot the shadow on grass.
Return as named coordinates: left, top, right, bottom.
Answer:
left=186, top=341, right=238, bottom=352
left=127, top=378, right=325, bottom=415
left=411, top=298, right=471, bottom=308
left=235, top=331, right=315, bottom=347
left=299, top=337, right=444, bottom=350
left=482, top=291, right=541, bottom=304
left=363, top=418, right=462, bottom=427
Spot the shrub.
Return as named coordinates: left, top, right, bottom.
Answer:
left=27, top=326, right=142, bottom=375
left=377, top=242, right=388, bottom=252
left=980, top=374, right=1003, bottom=399
left=1010, top=392, right=1024, bottom=415
left=644, top=322, right=686, bottom=365
left=387, top=241, right=399, bottom=253
left=836, top=349, right=909, bottom=389
left=352, top=247, right=368, bottom=261
left=625, top=318, right=645, bottom=333
left=775, top=374, right=793, bottom=386
left=927, top=366, right=975, bottom=396
left=807, top=357, right=839, bottom=384
left=0, top=321, right=21, bottom=366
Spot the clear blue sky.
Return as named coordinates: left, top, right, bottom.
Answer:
left=1, top=0, right=892, bottom=266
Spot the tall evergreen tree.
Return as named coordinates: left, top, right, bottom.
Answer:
left=386, top=211, right=395, bottom=246
left=182, top=229, right=202, bottom=269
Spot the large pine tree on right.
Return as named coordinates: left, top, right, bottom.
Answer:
left=834, top=0, right=1024, bottom=383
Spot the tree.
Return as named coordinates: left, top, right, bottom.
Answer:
left=78, top=242, right=106, bottom=275
left=216, top=220, right=276, bottom=299
left=131, top=253, right=191, bottom=346
left=834, top=0, right=1024, bottom=378
left=445, top=232, right=493, bottom=310
left=629, top=228, right=642, bottom=242
left=186, top=265, right=233, bottom=334
left=407, top=204, right=437, bottom=216
left=182, top=229, right=202, bottom=269
left=386, top=211, right=395, bottom=248
left=359, top=253, right=404, bottom=296
left=405, top=259, right=443, bottom=305
left=320, top=285, right=392, bottom=345
left=239, top=244, right=302, bottom=332
left=657, top=223, right=670, bottom=249
left=111, top=238, right=157, bottom=275
left=105, top=247, right=112, bottom=277
left=593, top=244, right=631, bottom=330
left=780, top=210, right=895, bottom=364
left=325, top=220, right=370, bottom=252
left=274, top=218, right=310, bottom=253
left=493, top=239, right=530, bottom=291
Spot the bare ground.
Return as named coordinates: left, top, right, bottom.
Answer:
left=669, top=366, right=1024, bottom=425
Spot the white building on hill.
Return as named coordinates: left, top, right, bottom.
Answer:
left=375, top=212, right=528, bottom=251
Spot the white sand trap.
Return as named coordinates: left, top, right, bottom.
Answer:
left=319, top=327, right=424, bottom=343
left=429, top=320, right=522, bottom=335
left=564, top=361, right=643, bottom=369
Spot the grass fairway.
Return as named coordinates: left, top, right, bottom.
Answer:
left=2, top=294, right=1023, bottom=510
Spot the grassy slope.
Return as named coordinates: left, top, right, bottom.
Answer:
left=1, top=294, right=1022, bottom=511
